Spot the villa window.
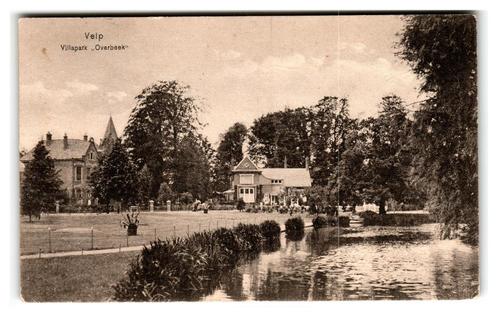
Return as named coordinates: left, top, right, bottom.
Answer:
left=86, top=167, right=91, bottom=180
left=75, top=166, right=82, bottom=181
left=240, top=174, right=254, bottom=185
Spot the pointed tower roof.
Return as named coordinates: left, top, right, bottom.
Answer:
left=99, top=116, right=119, bottom=154
left=103, top=116, right=118, bottom=141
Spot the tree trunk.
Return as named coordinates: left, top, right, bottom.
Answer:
left=379, top=199, right=386, bottom=215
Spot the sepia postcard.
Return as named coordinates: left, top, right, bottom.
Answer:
left=19, top=14, right=479, bottom=302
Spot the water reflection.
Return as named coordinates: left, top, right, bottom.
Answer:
left=204, top=224, right=479, bottom=301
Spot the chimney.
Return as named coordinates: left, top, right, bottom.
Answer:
left=284, top=156, right=287, bottom=168
left=46, top=132, right=52, bottom=145
left=63, top=133, right=69, bottom=149
left=83, top=134, right=88, bottom=141
left=305, top=157, right=309, bottom=170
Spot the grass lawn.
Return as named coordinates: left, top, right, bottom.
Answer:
left=21, top=210, right=312, bottom=255
left=21, top=251, right=140, bottom=302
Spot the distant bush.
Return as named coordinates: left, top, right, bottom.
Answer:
left=312, top=215, right=328, bottom=229
left=157, top=182, right=173, bottom=205
left=358, top=211, right=432, bottom=226
left=233, top=224, right=263, bottom=252
left=338, top=216, right=350, bottom=227
left=259, top=220, right=281, bottom=239
left=236, top=198, right=245, bottom=211
left=177, top=192, right=194, bottom=205
left=327, top=215, right=351, bottom=227
left=208, top=204, right=236, bottom=211
left=285, top=217, right=305, bottom=233
left=278, top=206, right=289, bottom=214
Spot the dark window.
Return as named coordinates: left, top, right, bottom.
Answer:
left=87, top=167, right=91, bottom=180
left=76, top=166, right=81, bottom=181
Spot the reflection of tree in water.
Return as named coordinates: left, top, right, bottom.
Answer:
left=306, top=229, right=341, bottom=256
left=432, top=247, right=479, bottom=299
left=220, top=270, right=247, bottom=300
left=255, top=269, right=312, bottom=301
left=262, top=239, right=281, bottom=253
left=309, top=270, right=328, bottom=300
left=285, top=231, right=305, bottom=242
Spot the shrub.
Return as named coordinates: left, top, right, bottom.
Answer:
left=113, top=238, right=208, bottom=301
left=312, top=215, right=327, bottom=229
left=260, top=220, right=281, bottom=239
left=212, top=227, right=241, bottom=260
left=236, top=198, right=245, bottom=211
left=233, top=223, right=263, bottom=252
left=183, top=231, right=226, bottom=269
left=285, top=217, right=305, bottom=233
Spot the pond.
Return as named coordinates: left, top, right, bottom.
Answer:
left=203, top=224, right=479, bottom=301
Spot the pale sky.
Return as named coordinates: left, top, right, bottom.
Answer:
left=19, top=16, right=423, bottom=151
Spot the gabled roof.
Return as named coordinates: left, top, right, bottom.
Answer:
left=233, top=157, right=259, bottom=172
left=21, top=139, right=96, bottom=161
left=261, top=168, right=312, bottom=187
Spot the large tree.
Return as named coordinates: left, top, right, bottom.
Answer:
left=123, top=81, right=200, bottom=197
left=90, top=139, right=139, bottom=207
left=329, top=119, right=367, bottom=210
left=214, top=122, right=247, bottom=192
left=137, top=165, right=154, bottom=204
left=21, top=142, right=63, bottom=221
left=397, top=15, right=478, bottom=243
left=172, top=132, right=214, bottom=201
left=310, top=97, right=351, bottom=186
left=248, top=107, right=311, bottom=168
left=361, top=95, right=412, bottom=214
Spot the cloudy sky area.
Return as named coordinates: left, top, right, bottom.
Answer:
left=19, top=16, right=424, bottom=150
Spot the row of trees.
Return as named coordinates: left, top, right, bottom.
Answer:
left=244, top=94, right=420, bottom=215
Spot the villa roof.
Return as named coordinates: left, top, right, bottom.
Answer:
left=233, top=157, right=259, bottom=172
left=261, top=168, right=312, bottom=187
left=21, top=139, right=95, bottom=161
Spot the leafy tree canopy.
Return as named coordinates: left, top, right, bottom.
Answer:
left=397, top=15, right=478, bottom=243
left=124, top=80, right=201, bottom=197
